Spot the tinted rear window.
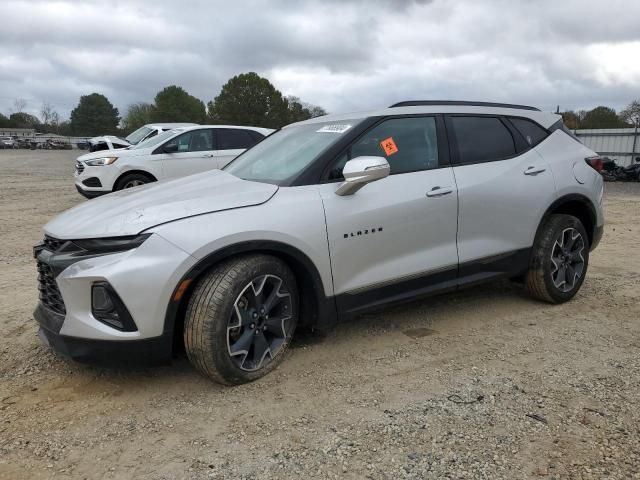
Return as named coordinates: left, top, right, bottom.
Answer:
left=217, top=129, right=255, bottom=150
left=509, top=118, right=549, bottom=146
left=450, top=116, right=516, bottom=163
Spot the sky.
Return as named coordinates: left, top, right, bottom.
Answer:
left=1, top=0, right=639, bottom=121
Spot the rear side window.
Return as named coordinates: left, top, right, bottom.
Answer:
left=217, top=129, right=255, bottom=150
left=550, top=119, right=582, bottom=143
left=450, top=116, right=516, bottom=164
left=509, top=118, right=549, bottom=146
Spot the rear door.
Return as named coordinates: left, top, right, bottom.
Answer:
left=318, top=116, right=459, bottom=316
left=159, top=128, right=217, bottom=179
left=215, top=128, right=259, bottom=168
left=447, top=115, right=556, bottom=275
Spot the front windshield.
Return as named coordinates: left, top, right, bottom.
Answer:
left=130, top=129, right=180, bottom=150
left=224, top=119, right=364, bottom=184
left=125, top=126, right=153, bottom=145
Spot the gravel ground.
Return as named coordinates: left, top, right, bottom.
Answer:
left=1, top=150, right=639, bottom=480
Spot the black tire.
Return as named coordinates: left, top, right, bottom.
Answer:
left=184, top=254, right=298, bottom=385
left=115, top=173, right=153, bottom=190
left=526, top=214, right=589, bottom=303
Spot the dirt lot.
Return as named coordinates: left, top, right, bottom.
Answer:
left=1, top=150, right=639, bottom=480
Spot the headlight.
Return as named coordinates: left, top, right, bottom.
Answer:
left=84, top=156, right=118, bottom=166
left=72, top=234, right=150, bottom=254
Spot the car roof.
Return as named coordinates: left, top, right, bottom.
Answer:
left=146, top=123, right=197, bottom=129
left=288, top=102, right=560, bottom=129
left=181, top=125, right=275, bottom=134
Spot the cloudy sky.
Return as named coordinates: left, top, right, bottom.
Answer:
left=1, top=0, right=639, bottom=120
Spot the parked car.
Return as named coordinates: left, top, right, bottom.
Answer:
left=87, top=135, right=131, bottom=152
left=0, top=136, right=16, bottom=149
left=74, top=125, right=272, bottom=198
left=87, top=123, right=197, bottom=152
left=35, top=101, right=604, bottom=385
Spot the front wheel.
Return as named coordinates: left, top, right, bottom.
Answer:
left=184, top=255, right=298, bottom=385
left=115, top=173, right=153, bottom=190
left=526, top=214, right=589, bottom=304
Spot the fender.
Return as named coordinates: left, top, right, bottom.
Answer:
left=163, top=240, right=338, bottom=351
left=114, top=169, right=158, bottom=188
left=537, top=193, right=599, bottom=249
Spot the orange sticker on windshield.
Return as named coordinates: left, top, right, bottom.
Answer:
left=380, top=137, right=398, bottom=156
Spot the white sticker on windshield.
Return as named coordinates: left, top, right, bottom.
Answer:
left=316, top=124, right=352, bottom=134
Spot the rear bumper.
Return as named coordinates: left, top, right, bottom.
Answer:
left=591, top=224, right=604, bottom=251
left=35, top=303, right=172, bottom=365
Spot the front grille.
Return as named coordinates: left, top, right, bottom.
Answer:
left=75, top=161, right=85, bottom=174
left=43, top=235, right=65, bottom=252
left=37, top=261, right=66, bottom=315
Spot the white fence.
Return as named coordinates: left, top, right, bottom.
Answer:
left=574, top=127, right=639, bottom=166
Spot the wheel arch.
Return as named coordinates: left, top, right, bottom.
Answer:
left=114, top=170, right=158, bottom=190
left=164, top=240, right=337, bottom=355
left=538, top=194, right=597, bottom=247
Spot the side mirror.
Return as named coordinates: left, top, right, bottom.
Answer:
left=163, top=143, right=178, bottom=154
left=335, top=156, right=390, bottom=196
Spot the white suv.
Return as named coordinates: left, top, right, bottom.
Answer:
left=86, top=124, right=197, bottom=152
left=35, top=101, right=604, bottom=385
left=74, top=125, right=272, bottom=197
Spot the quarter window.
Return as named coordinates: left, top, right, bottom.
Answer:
left=217, top=129, right=256, bottom=150
left=450, top=116, right=516, bottom=164
left=328, top=117, right=439, bottom=179
left=509, top=118, right=549, bottom=146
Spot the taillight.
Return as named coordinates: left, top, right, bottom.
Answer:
left=585, top=156, right=603, bottom=172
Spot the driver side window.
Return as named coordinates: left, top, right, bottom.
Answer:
left=327, top=116, right=439, bottom=180
left=164, top=129, right=214, bottom=153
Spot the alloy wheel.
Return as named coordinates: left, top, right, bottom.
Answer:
left=227, top=275, right=293, bottom=371
left=123, top=179, right=145, bottom=188
left=550, top=227, right=585, bottom=292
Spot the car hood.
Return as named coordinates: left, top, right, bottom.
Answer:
left=77, top=148, right=143, bottom=161
left=44, top=170, right=279, bottom=239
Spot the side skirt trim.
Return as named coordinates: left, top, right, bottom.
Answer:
left=335, top=248, right=531, bottom=320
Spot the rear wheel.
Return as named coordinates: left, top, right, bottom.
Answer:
left=115, top=173, right=153, bottom=190
left=526, top=214, right=589, bottom=303
left=184, top=255, right=298, bottom=385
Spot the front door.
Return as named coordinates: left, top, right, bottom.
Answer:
left=160, top=128, right=217, bottom=179
left=318, top=116, right=459, bottom=316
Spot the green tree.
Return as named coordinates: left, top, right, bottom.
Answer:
left=0, top=112, right=10, bottom=128
left=69, top=93, right=120, bottom=136
left=284, top=96, right=326, bottom=122
left=580, top=106, right=625, bottom=129
left=122, top=102, right=155, bottom=133
left=152, top=86, right=206, bottom=123
left=619, top=100, right=640, bottom=126
left=208, top=72, right=290, bottom=128
left=8, top=112, right=40, bottom=129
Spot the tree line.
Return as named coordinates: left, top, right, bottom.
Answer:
left=2, top=71, right=639, bottom=136
left=0, top=72, right=327, bottom=137
left=560, top=101, right=640, bottom=130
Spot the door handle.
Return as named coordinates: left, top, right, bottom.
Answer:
left=426, top=186, right=453, bottom=197
left=524, top=166, right=546, bottom=175
left=202, top=153, right=215, bottom=158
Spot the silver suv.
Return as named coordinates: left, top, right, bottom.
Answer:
left=34, top=101, right=604, bottom=384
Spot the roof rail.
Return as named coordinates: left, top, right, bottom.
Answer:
left=389, top=100, right=540, bottom=111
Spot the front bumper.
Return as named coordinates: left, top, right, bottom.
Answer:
left=33, top=233, right=197, bottom=363
left=35, top=303, right=172, bottom=365
left=76, top=184, right=110, bottom=199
